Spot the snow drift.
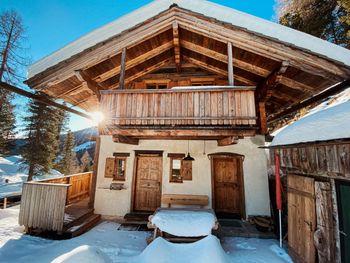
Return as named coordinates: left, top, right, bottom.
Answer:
left=52, top=245, right=112, bottom=263
left=133, top=235, right=229, bottom=263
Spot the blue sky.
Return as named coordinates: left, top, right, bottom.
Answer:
left=1, top=0, right=277, bottom=132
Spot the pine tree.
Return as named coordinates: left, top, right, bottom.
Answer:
left=0, top=10, right=27, bottom=155
left=0, top=93, right=15, bottom=156
left=339, top=0, right=350, bottom=41
left=57, top=130, right=78, bottom=175
left=277, top=0, right=350, bottom=48
left=21, top=94, right=67, bottom=181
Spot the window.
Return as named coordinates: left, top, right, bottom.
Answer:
left=104, top=153, right=129, bottom=181
left=114, top=157, right=126, bottom=181
left=170, top=158, right=182, bottom=183
left=146, top=83, right=168, bottom=89
left=168, top=153, right=192, bottom=183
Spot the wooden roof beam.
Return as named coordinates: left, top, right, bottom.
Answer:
left=268, top=78, right=350, bottom=124
left=0, top=81, right=92, bottom=119
left=180, top=39, right=270, bottom=77
left=75, top=70, right=104, bottom=100
left=176, top=12, right=349, bottom=81
left=107, top=57, right=173, bottom=90
left=172, top=22, right=181, bottom=73
left=256, top=61, right=289, bottom=102
left=95, top=41, right=173, bottom=83
left=183, top=55, right=256, bottom=86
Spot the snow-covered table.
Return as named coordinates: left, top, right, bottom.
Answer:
left=148, top=208, right=218, bottom=243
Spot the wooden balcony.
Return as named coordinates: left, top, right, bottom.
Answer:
left=100, top=87, right=257, bottom=141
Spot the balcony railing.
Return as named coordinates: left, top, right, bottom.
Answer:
left=100, top=87, right=257, bottom=127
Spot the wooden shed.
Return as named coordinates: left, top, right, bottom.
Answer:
left=269, top=101, right=350, bottom=263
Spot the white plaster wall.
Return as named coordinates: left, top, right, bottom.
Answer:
left=94, top=136, right=270, bottom=218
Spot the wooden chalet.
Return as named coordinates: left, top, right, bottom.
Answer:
left=20, top=0, right=350, bottom=239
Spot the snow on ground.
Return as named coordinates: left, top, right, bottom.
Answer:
left=133, top=235, right=229, bottom=263
left=151, top=209, right=215, bottom=237
left=0, top=156, right=62, bottom=198
left=271, top=101, right=350, bottom=146
left=0, top=207, right=293, bottom=263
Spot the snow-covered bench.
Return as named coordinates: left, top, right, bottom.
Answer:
left=148, top=194, right=218, bottom=243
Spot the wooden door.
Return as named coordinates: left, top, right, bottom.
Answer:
left=288, top=174, right=316, bottom=263
left=212, top=156, right=244, bottom=217
left=133, top=155, right=162, bottom=211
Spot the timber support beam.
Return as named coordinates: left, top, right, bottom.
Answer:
left=119, top=47, right=127, bottom=89
left=256, top=61, right=289, bottom=102
left=75, top=70, right=104, bottom=100
left=112, top=135, right=139, bottom=145
left=173, top=22, right=181, bottom=73
left=217, top=136, right=239, bottom=146
left=227, top=42, right=234, bottom=86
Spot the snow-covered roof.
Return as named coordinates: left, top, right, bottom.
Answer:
left=28, top=0, right=350, bottom=79
left=271, top=101, right=350, bottom=146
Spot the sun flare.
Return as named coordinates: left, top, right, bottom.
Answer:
left=89, top=111, right=105, bottom=125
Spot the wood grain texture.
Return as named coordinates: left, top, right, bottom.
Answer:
left=100, top=87, right=257, bottom=127
left=287, top=174, right=316, bottom=263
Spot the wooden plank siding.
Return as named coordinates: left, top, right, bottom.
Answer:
left=100, top=87, right=257, bottom=127
left=270, top=142, right=350, bottom=180
left=19, top=182, right=69, bottom=232
left=18, top=172, right=93, bottom=232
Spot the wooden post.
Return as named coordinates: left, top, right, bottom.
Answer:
left=119, top=47, right=126, bottom=89
left=3, top=197, right=7, bottom=209
left=314, top=181, right=335, bottom=263
left=259, top=102, right=268, bottom=134
left=330, top=179, right=341, bottom=263
left=173, top=22, right=181, bottom=73
left=88, top=135, right=101, bottom=208
left=227, top=42, right=234, bottom=86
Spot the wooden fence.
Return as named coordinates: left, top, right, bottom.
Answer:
left=100, top=87, right=257, bottom=127
left=19, top=182, right=69, bottom=231
left=39, top=172, right=92, bottom=204
left=18, top=172, right=92, bottom=232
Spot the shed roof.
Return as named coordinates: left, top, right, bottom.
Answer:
left=28, top=0, right=350, bottom=79
left=271, top=101, right=350, bottom=146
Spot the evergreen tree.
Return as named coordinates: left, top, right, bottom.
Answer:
left=0, top=10, right=27, bottom=155
left=57, top=130, right=78, bottom=175
left=0, top=93, right=15, bottom=156
left=277, top=0, right=350, bottom=48
left=20, top=94, right=67, bottom=181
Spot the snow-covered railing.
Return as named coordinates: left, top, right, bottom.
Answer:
left=100, top=87, right=257, bottom=127
left=38, top=172, right=92, bottom=204
left=19, top=182, right=69, bottom=232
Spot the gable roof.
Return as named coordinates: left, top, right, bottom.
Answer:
left=28, top=0, right=350, bottom=79
left=271, top=100, right=350, bottom=146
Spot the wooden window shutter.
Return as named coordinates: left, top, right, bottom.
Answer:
left=105, top=157, right=115, bottom=178
left=181, top=160, right=192, bottom=180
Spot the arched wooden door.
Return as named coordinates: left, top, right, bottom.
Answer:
left=210, top=153, right=245, bottom=218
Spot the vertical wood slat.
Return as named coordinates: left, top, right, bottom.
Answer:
left=100, top=88, right=257, bottom=126
left=19, top=182, right=69, bottom=232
